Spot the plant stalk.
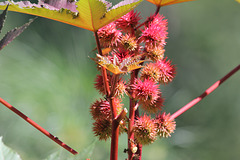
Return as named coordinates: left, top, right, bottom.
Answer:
left=170, top=64, right=240, bottom=120
left=0, top=97, right=78, bottom=155
left=128, top=71, right=138, bottom=160
left=134, top=107, right=142, bottom=160
left=94, top=31, right=111, bottom=97
left=94, top=31, right=120, bottom=160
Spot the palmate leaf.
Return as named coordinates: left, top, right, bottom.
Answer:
left=145, top=0, right=194, bottom=7
left=0, top=17, right=35, bottom=50
left=0, top=0, right=142, bottom=32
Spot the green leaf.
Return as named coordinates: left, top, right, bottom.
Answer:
left=44, top=139, right=97, bottom=160
left=0, top=18, right=35, bottom=50
left=0, top=137, right=22, bottom=160
left=44, top=149, right=69, bottom=160
left=0, top=0, right=143, bottom=32
left=75, top=138, right=97, bottom=160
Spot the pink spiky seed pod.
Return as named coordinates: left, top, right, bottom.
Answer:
left=90, top=98, right=123, bottom=120
left=145, top=45, right=165, bottom=61
left=97, top=22, right=122, bottom=48
left=140, top=62, right=162, bottom=83
left=114, top=79, right=127, bottom=98
left=113, top=48, right=134, bottom=62
left=156, top=58, right=176, bottom=84
left=90, top=99, right=111, bottom=120
left=93, top=118, right=112, bottom=141
left=155, top=112, right=176, bottom=138
left=94, top=74, right=111, bottom=95
left=131, top=78, right=160, bottom=104
left=134, top=114, right=157, bottom=145
left=139, top=14, right=168, bottom=48
left=140, top=94, right=164, bottom=113
left=120, top=34, right=138, bottom=51
left=116, top=10, right=141, bottom=33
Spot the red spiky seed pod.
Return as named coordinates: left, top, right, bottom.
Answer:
left=145, top=45, right=165, bottom=61
left=90, top=99, right=111, bottom=120
left=93, top=118, right=112, bottom=141
left=114, top=80, right=127, bottom=97
left=97, top=22, right=122, bottom=48
left=116, top=10, right=141, bottom=33
left=120, top=34, right=138, bottom=51
left=94, top=74, right=111, bottom=95
left=134, top=114, right=157, bottom=145
left=131, top=78, right=160, bottom=104
left=156, top=58, right=176, bottom=84
left=155, top=112, right=176, bottom=138
left=140, top=14, right=168, bottom=48
left=140, top=94, right=164, bottom=113
left=140, top=62, right=162, bottom=83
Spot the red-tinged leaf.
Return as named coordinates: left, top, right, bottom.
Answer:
left=38, top=0, right=78, bottom=11
left=0, top=18, right=35, bottom=51
left=146, top=0, right=194, bottom=7
left=0, top=0, right=143, bottom=32
left=0, top=5, right=8, bottom=34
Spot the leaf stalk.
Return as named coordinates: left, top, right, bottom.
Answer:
left=170, top=64, right=240, bottom=120
left=0, top=97, right=78, bottom=155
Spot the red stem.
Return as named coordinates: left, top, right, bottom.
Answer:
left=128, top=71, right=138, bottom=160
left=0, top=97, right=78, bottom=155
left=154, top=6, right=161, bottom=15
left=134, top=107, right=142, bottom=160
left=109, top=97, right=120, bottom=160
left=94, top=31, right=119, bottom=160
left=170, top=64, right=240, bottom=120
left=94, top=31, right=111, bottom=97
left=135, top=5, right=161, bottom=30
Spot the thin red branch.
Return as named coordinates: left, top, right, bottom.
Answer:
left=170, top=64, right=240, bottom=120
left=0, top=97, right=78, bottom=155
left=135, top=5, right=161, bottom=30
left=154, top=6, right=161, bottom=15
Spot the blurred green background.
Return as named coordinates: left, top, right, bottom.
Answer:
left=0, top=0, right=240, bottom=159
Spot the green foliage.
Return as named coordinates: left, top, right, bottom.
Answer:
left=45, top=139, right=97, bottom=160
left=0, top=137, right=97, bottom=159
left=0, top=137, right=22, bottom=160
